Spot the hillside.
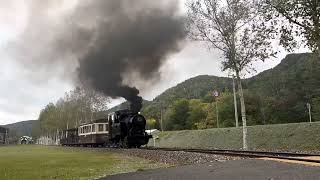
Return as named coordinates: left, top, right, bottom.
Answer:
left=149, top=53, right=316, bottom=107
left=4, top=120, right=37, bottom=138
left=246, top=53, right=320, bottom=123
left=149, top=121, right=320, bottom=151
left=137, top=53, right=320, bottom=129
left=153, top=75, right=232, bottom=105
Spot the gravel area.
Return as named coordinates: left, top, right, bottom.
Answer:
left=106, top=148, right=242, bottom=166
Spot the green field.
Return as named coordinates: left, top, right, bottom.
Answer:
left=0, top=145, right=167, bottom=180
left=151, top=122, right=320, bottom=151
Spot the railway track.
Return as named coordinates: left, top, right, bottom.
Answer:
left=143, top=147, right=320, bottom=164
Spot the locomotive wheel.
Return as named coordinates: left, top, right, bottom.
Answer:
left=121, top=137, right=131, bottom=148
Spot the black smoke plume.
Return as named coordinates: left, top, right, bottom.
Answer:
left=11, top=0, right=186, bottom=113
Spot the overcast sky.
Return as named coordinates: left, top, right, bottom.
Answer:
left=0, top=0, right=309, bottom=125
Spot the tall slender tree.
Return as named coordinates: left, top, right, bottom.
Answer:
left=186, top=0, right=276, bottom=149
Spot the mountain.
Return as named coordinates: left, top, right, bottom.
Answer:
left=244, top=53, right=320, bottom=123
left=4, top=120, right=37, bottom=138
left=128, top=53, right=319, bottom=126
left=104, top=99, right=151, bottom=114
left=153, top=75, right=232, bottom=105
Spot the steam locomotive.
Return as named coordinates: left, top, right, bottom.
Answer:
left=60, top=110, right=151, bottom=148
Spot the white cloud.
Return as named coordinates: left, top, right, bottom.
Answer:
left=0, top=50, right=72, bottom=124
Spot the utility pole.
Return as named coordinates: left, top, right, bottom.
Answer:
left=160, top=108, right=163, bottom=132
left=216, top=100, right=219, bottom=128
left=233, top=76, right=239, bottom=127
left=307, top=103, right=312, bottom=123
left=212, top=90, right=219, bottom=128
left=156, top=102, right=164, bottom=132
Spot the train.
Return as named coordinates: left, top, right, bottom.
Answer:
left=60, top=110, right=152, bottom=148
left=0, top=126, right=8, bottom=144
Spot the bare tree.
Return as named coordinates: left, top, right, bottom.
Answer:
left=186, top=0, right=276, bottom=149
left=35, top=87, right=110, bottom=137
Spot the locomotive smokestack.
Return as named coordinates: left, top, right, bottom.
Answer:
left=10, top=0, right=186, bottom=111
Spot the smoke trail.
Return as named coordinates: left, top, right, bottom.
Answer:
left=10, top=0, right=186, bottom=112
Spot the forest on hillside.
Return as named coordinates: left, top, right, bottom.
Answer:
left=142, top=53, right=320, bottom=130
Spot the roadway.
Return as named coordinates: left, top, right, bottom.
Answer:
left=101, top=158, right=320, bottom=180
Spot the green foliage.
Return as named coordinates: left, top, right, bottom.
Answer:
left=187, top=99, right=207, bottom=129
left=165, top=99, right=190, bottom=130
left=312, top=97, right=320, bottom=121
left=215, top=92, right=236, bottom=127
left=247, top=53, right=319, bottom=124
left=146, top=118, right=157, bottom=130
left=153, top=75, right=232, bottom=107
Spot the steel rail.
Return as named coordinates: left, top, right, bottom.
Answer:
left=142, top=147, right=320, bottom=164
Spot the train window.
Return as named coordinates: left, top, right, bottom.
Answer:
left=98, top=124, right=104, bottom=131
left=92, top=124, right=95, bottom=132
left=105, top=124, right=108, bottom=131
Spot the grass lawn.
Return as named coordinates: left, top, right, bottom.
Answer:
left=0, top=145, right=168, bottom=180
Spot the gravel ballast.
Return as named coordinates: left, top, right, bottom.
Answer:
left=106, top=148, right=242, bottom=166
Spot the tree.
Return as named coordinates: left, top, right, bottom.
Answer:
left=164, top=99, right=190, bottom=130
left=187, top=0, right=276, bottom=149
left=187, top=99, right=207, bottom=129
left=311, top=97, right=320, bottom=121
left=34, top=87, right=109, bottom=137
left=215, top=92, right=238, bottom=127
left=262, top=0, right=320, bottom=59
left=146, top=118, right=157, bottom=130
